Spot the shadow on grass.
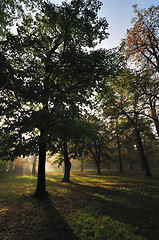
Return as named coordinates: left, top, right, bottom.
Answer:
left=51, top=179, right=159, bottom=240
left=1, top=173, right=159, bottom=240
left=0, top=191, right=78, bottom=240
left=32, top=197, right=79, bottom=240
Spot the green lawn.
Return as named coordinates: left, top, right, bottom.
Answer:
left=0, top=170, right=159, bottom=240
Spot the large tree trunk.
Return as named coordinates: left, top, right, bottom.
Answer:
left=62, top=141, right=71, bottom=183
left=33, top=131, right=48, bottom=197
left=135, top=127, right=152, bottom=177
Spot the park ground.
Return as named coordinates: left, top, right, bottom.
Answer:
left=0, top=169, right=159, bottom=240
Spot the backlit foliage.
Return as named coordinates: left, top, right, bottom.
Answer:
left=126, top=5, right=159, bottom=73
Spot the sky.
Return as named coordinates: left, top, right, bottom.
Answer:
left=52, top=0, right=159, bottom=49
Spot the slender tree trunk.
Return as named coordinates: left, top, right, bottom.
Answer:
left=88, top=144, right=102, bottom=175
left=127, top=149, right=133, bottom=170
left=117, top=132, right=123, bottom=173
left=140, top=156, right=145, bottom=170
left=32, top=155, right=37, bottom=176
left=129, top=159, right=133, bottom=170
left=96, top=157, right=102, bottom=175
left=81, top=163, right=84, bottom=172
left=62, top=141, right=71, bottom=182
left=96, top=145, right=102, bottom=175
left=149, top=98, right=159, bottom=137
left=120, top=108, right=152, bottom=177
left=33, top=131, right=48, bottom=197
left=135, top=127, right=152, bottom=177
left=107, top=158, right=110, bottom=170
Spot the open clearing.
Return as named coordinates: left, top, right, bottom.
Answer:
left=0, top=170, right=159, bottom=240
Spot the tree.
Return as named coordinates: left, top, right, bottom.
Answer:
left=84, top=116, right=109, bottom=175
left=51, top=117, right=80, bottom=183
left=108, top=73, right=152, bottom=176
left=101, top=47, right=153, bottom=177
left=128, top=69, right=159, bottom=139
left=124, top=4, right=159, bottom=138
left=0, top=0, right=109, bottom=197
left=87, top=136, right=103, bottom=175
left=53, top=116, right=98, bottom=180
left=115, top=119, right=124, bottom=173
left=102, top=105, right=127, bottom=173
left=126, top=4, right=159, bottom=73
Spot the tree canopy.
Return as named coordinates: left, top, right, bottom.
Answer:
left=126, top=4, right=159, bottom=73
left=0, top=0, right=109, bottom=196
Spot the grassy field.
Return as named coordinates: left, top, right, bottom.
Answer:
left=0, top=170, right=159, bottom=240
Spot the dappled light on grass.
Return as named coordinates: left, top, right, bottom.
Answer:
left=47, top=171, right=159, bottom=240
left=0, top=175, right=78, bottom=240
left=0, top=207, right=9, bottom=216
left=70, top=213, right=148, bottom=240
left=0, top=170, right=159, bottom=239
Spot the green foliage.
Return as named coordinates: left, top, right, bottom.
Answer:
left=53, top=152, right=64, bottom=167
left=0, top=130, right=16, bottom=162
left=0, top=0, right=41, bottom=39
left=0, top=0, right=109, bottom=162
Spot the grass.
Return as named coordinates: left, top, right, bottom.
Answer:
left=0, top=170, right=159, bottom=240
